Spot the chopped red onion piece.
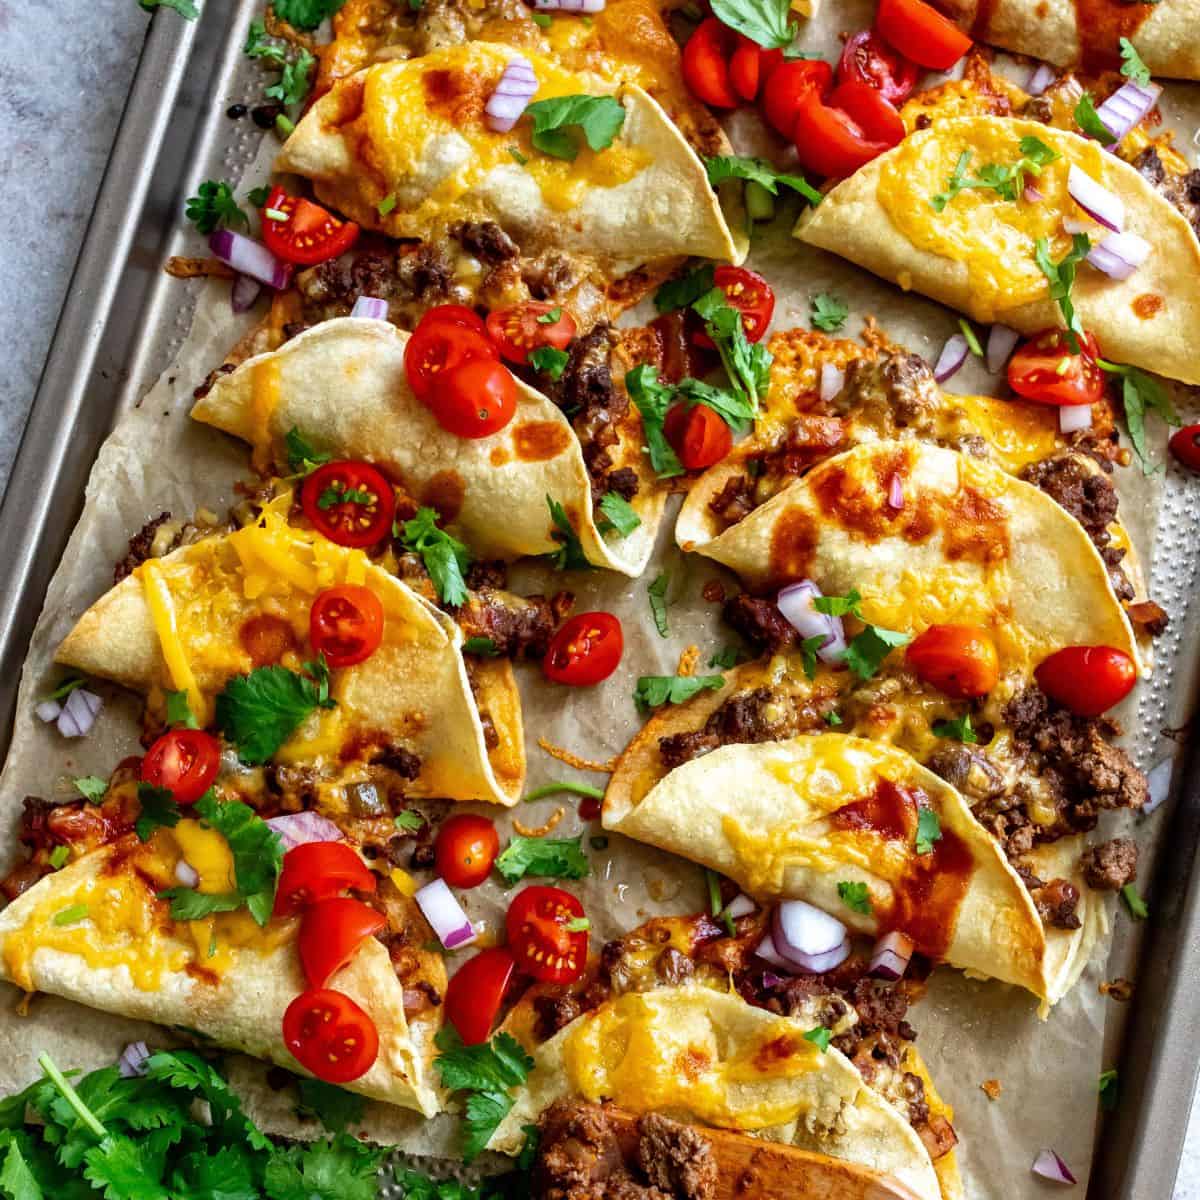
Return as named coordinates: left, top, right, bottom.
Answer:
left=350, top=295, right=389, bottom=320
left=1031, top=1148, right=1077, bottom=1185
left=209, top=230, right=292, bottom=291
left=887, top=473, right=904, bottom=510
left=818, top=362, right=844, bottom=403
left=754, top=932, right=794, bottom=972
left=1086, top=230, right=1151, bottom=281
left=776, top=580, right=847, bottom=664
left=35, top=700, right=62, bottom=723
left=869, top=930, right=914, bottom=981
left=415, top=878, right=477, bottom=950
left=773, top=900, right=847, bottom=962
left=1022, top=183, right=1044, bottom=203
left=1144, top=757, right=1173, bottom=815
left=934, top=334, right=968, bottom=383
left=174, top=860, right=200, bottom=888
left=1067, top=164, right=1124, bottom=232
left=1095, top=81, right=1161, bottom=146
left=265, top=813, right=344, bottom=851
left=785, top=938, right=852, bottom=974
left=1059, top=404, right=1093, bottom=434
left=58, top=688, right=101, bottom=738
left=724, top=893, right=757, bottom=920
left=986, top=324, right=1020, bottom=373
left=118, top=1042, right=152, bottom=1079
left=532, top=0, right=607, bottom=10
left=1027, top=63, right=1056, bottom=96
left=485, top=55, right=538, bottom=133
left=231, top=273, right=262, bottom=314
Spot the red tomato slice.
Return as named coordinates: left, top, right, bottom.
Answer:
left=729, top=37, right=783, bottom=103
left=300, top=460, right=395, bottom=549
left=261, top=186, right=360, bottom=267
left=444, top=947, right=516, bottom=1045
left=692, top=265, right=775, bottom=349
left=140, top=730, right=220, bottom=805
left=405, top=313, right=497, bottom=401
left=836, top=29, right=920, bottom=105
left=274, top=841, right=377, bottom=917
left=282, top=988, right=379, bottom=1083
left=310, top=585, right=385, bottom=668
left=875, top=0, right=972, bottom=71
left=427, top=358, right=518, bottom=439
left=761, top=59, right=833, bottom=139
left=906, top=624, right=999, bottom=699
left=681, top=18, right=739, bottom=109
left=1007, top=329, right=1105, bottom=407
left=434, top=814, right=500, bottom=889
left=543, top=612, right=624, bottom=686
left=1169, top=423, right=1200, bottom=471
left=486, top=303, right=577, bottom=365
left=664, top=403, right=734, bottom=471
left=505, top=885, right=588, bottom=984
left=1034, top=646, right=1137, bottom=717
left=791, top=82, right=900, bottom=178
left=416, top=304, right=487, bottom=336
left=299, top=897, right=387, bottom=989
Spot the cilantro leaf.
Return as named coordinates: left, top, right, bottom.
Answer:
left=216, top=658, right=336, bottom=765
left=692, top=287, right=771, bottom=410
left=708, top=646, right=744, bottom=670
left=545, top=497, right=593, bottom=571
left=803, top=1026, right=832, bottom=1052
left=0, top=1136, right=46, bottom=1200
left=647, top=573, right=671, bottom=637
left=837, top=881, right=872, bottom=915
left=824, top=710, right=843, bottom=726
left=1075, top=93, right=1117, bottom=144
left=272, top=0, right=348, bottom=32
left=598, top=492, right=641, bottom=537
left=1121, top=883, right=1148, bottom=920
left=185, top=181, right=248, bottom=236
left=634, top=675, right=724, bottom=711
left=247, top=185, right=271, bottom=208
left=434, top=1029, right=533, bottom=1161
left=1034, top=233, right=1092, bottom=353
left=135, top=784, right=182, bottom=842
left=931, top=137, right=1060, bottom=211
left=798, top=634, right=828, bottom=681
left=1097, top=359, right=1181, bottom=471
left=244, top=18, right=288, bottom=64
left=711, top=0, right=795, bottom=50
left=285, top=426, right=331, bottom=476
left=845, top=625, right=910, bottom=680
left=494, top=836, right=590, bottom=884
left=295, top=1079, right=365, bottom=1134
left=655, top=265, right=715, bottom=314
left=82, top=1134, right=168, bottom=1200
left=810, top=293, right=848, bottom=333
left=72, top=776, right=108, bottom=803
left=1120, top=38, right=1151, bottom=86
left=528, top=346, right=569, bottom=380
left=463, top=636, right=499, bottom=656
left=524, top=95, right=626, bottom=161
left=263, top=1134, right=384, bottom=1200
left=1099, top=1068, right=1120, bottom=1112
left=812, top=590, right=862, bottom=618
left=626, top=363, right=685, bottom=478
left=401, top=508, right=472, bottom=605
left=394, top=809, right=425, bottom=832
left=932, top=713, right=978, bottom=743
left=164, top=689, right=200, bottom=729
left=675, top=376, right=756, bottom=434
left=704, top=155, right=821, bottom=206
left=915, top=808, right=942, bottom=856
left=140, top=0, right=199, bottom=17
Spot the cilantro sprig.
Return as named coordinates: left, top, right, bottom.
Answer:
left=434, top=1029, right=534, bottom=1161
left=545, top=497, right=593, bottom=570
left=648, top=573, right=671, bottom=637
left=285, top=426, right=332, bottom=477
left=931, top=137, right=1060, bottom=212
left=523, top=95, right=626, bottom=161
left=1119, top=38, right=1151, bottom=87
left=932, top=712, right=978, bottom=744
left=1034, top=233, right=1092, bottom=353
left=811, top=589, right=910, bottom=680
left=1097, top=358, right=1181, bottom=471
left=705, top=155, right=821, bottom=207
left=837, top=881, right=872, bottom=915
left=216, top=656, right=336, bottom=765
left=634, top=674, right=724, bottom=711
left=401, top=507, right=472, bottom=605
left=185, top=180, right=248, bottom=236
left=915, top=808, right=942, bottom=856
left=494, top=835, right=590, bottom=884
left=810, top=293, right=848, bottom=333
left=598, top=492, right=641, bottom=537
left=626, top=365, right=685, bottom=478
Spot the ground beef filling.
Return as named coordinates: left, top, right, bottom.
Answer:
left=1081, top=837, right=1139, bottom=891
left=1132, top=146, right=1200, bottom=239
left=113, top=513, right=177, bottom=584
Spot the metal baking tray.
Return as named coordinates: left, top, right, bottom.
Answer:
left=1, top=4, right=1198, bottom=1195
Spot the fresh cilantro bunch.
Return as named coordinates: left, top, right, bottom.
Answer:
left=216, top=655, right=336, bottom=765
left=434, top=1030, right=534, bottom=1161
left=401, top=508, right=472, bottom=605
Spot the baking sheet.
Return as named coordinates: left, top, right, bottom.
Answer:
left=1, top=1, right=1200, bottom=1194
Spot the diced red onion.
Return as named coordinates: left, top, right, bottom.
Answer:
left=887, top=473, right=904, bottom=510
left=1022, top=183, right=1044, bottom=203
left=415, top=878, right=477, bottom=950
left=773, top=900, right=847, bottom=961
left=986, top=324, right=1020, bottom=374
left=934, top=334, right=968, bottom=383
left=1031, top=1148, right=1077, bottom=1185
left=1095, top=81, right=1161, bottom=146
left=818, top=362, right=844, bottom=403
left=761, top=971, right=786, bottom=988
left=532, top=0, right=606, bottom=10
left=1027, top=63, right=1057, bottom=96
left=174, top=860, right=200, bottom=888
left=35, top=700, right=62, bottom=723
left=1059, top=404, right=1093, bottom=434
left=350, top=295, right=389, bottom=320
left=776, top=580, right=846, bottom=664
left=869, top=931, right=914, bottom=981
left=58, top=689, right=101, bottom=738
left=1144, top=757, right=1173, bottom=815
left=118, top=1042, right=152, bottom=1079
left=754, top=932, right=794, bottom=971
left=1086, top=230, right=1151, bottom=281
left=724, top=893, right=757, bottom=919
left=265, top=813, right=344, bottom=851
left=484, top=56, right=537, bottom=134
left=231, top=273, right=262, bottom=314
left=208, top=230, right=292, bottom=291
left=785, top=938, right=852, bottom=974
left=1067, top=164, right=1124, bottom=232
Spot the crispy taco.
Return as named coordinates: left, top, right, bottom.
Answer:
left=191, top=317, right=663, bottom=574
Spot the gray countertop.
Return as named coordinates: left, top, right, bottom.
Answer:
left=1, top=2, right=1199, bottom=1194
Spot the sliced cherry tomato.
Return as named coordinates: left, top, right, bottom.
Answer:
left=791, top=82, right=901, bottom=178
left=664, top=403, right=734, bottom=471
left=299, top=896, right=387, bottom=989
left=434, top=814, right=500, bottom=889
left=282, top=988, right=379, bottom=1083
left=682, top=18, right=739, bottom=109
left=836, top=29, right=920, bottom=105
left=1169, top=423, right=1200, bottom=471
left=261, top=186, right=359, bottom=267
left=875, top=0, right=972, bottom=71
left=300, top=460, right=395, bottom=549
left=761, top=58, right=833, bottom=139
left=274, top=841, right=377, bottom=917
left=1008, top=329, right=1105, bottom=407
left=729, top=36, right=784, bottom=104
left=444, top=947, right=516, bottom=1045
left=486, top=303, right=577, bottom=365
left=427, top=358, right=518, bottom=439
left=1035, top=646, right=1137, bottom=717
left=505, top=885, right=588, bottom=984
left=543, top=612, right=624, bottom=686
left=240, top=614, right=298, bottom=667
left=692, top=265, right=775, bottom=349
left=140, top=730, right=220, bottom=805
left=906, top=624, right=999, bottom=699
left=310, top=585, right=385, bottom=668
left=405, top=310, right=497, bottom=401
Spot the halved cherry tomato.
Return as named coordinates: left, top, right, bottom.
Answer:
left=299, top=897, right=386, bottom=989
left=543, top=612, right=624, bottom=686
left=405, top=309, right=497, bottom=401
left=300, top=460, right=395, bottom=549
left=274, top=841, right=377, bottom=917
left=761, top=58, right=833, bottom=139
left=1035, top=645, right=1137, bottom=717
left=486, top=303, right=577, bottom=365
left=444, top=947, right=516, bottom=1045
left=261, top=186, right=360, bottom=267
left=240, top=614, right=297, bottom=667
left=664, top=403, right=734, bottom=471
left=791, top=82, right=902, bottom=178
left=140, top=730, right=220, bottom=805
left=729, top=36, right=784, bottom=104
left=283, top=988, right=379, bottom=1083
left=836, top=29, right=920, bottom=105
left=506, top=885, right=588, bottom=984
left=692, top=265, right=775, bottom=349
left=907, top=624, right=999, bottom=699
left=427, top=358, right=518, bottom=439
left=1008, top=329, right=1105, bottom=407
left=875, top=0, right=972, bottom=71
left=310, top=585, right=385, bottom=668
left=681, top=18, right=739, bottom=109
left=1169, top=423, right=1200, bottom=471
left=434, top=814, right=500, bottom=889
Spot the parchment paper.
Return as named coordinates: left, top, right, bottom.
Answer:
left=2, top=4, right=1200, bottom=1194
